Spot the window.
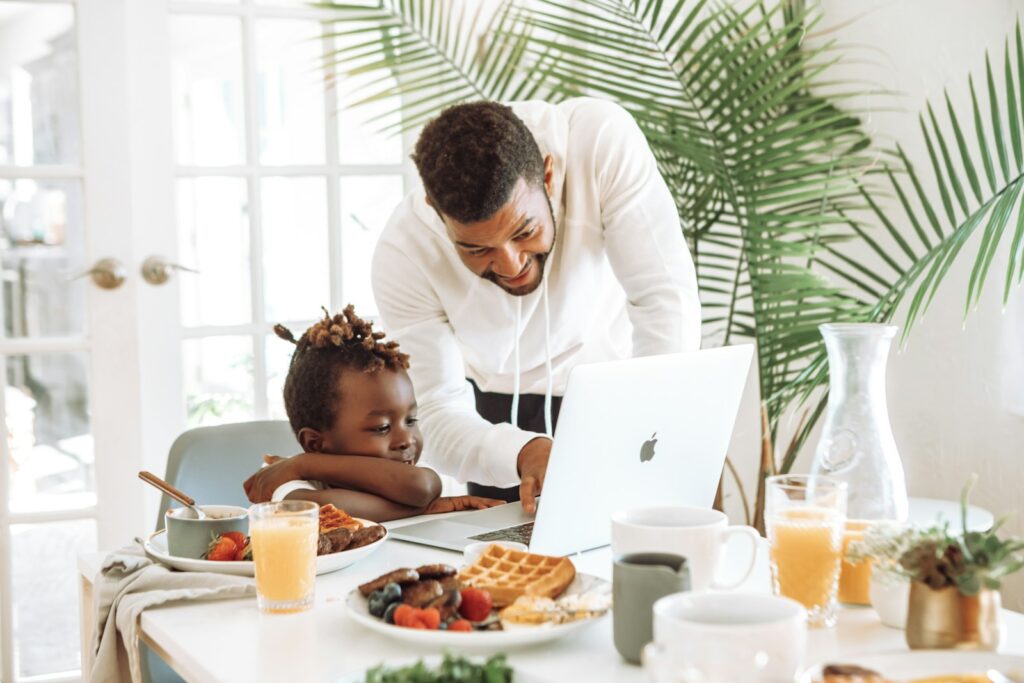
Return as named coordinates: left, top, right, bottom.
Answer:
left=168, top=1, right=410, bottom=427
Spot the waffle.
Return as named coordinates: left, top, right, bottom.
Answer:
left=318, top=503, right=363, bottom=534
left=458, top=544, right=576, bottom=607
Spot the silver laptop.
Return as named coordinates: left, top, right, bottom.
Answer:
left=390, top=345, right=753, bottom=556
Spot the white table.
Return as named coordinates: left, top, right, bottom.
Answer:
left=79, top=501, right=1020, bottom=683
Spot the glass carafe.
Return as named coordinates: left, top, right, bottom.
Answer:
left=811, top=323, right=908, bottom=605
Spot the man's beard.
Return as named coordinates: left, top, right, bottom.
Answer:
left=483, top=194, right=556, bottom=297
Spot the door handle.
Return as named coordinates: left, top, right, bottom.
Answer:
left=141, top=255, right=199, bottom=285
left=70, top=258, right=126, bottom=290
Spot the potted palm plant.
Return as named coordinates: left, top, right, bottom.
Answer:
left=319, top=0, right=1024, bottom=528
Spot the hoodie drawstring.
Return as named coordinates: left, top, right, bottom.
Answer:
left=542, top=274, right=553, bottom=436
left=509, top=269, right=554, bottom=438
left=511, top=297, right=522, bottom=430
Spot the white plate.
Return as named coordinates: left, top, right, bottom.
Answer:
left=336, top=655, right=549, bottom=682
left=345, top=573, right=610, bottom=650
left=800, top=651, right=1024, bottom=682
left=142, top=522, right=387, bottom=577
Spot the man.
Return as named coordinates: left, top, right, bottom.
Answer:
left=372, top=97, right=700, bottom=513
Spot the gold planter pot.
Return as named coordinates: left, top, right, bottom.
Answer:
left=905, top=581, right=1002, bottom=650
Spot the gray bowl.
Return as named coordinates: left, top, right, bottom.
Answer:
left=165, top=505, right=249, bottom=559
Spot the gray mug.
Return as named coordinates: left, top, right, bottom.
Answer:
left=165, top=505, right=249, bottom=559
left=613, top=552, right=690, bottom=664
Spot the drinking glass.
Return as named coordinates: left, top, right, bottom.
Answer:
left=765, top=475, right=847, bottom=628
left=249, top=500, right=319, bottom=613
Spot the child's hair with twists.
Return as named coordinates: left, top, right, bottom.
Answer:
left=274, top=305, right=410, bottom=437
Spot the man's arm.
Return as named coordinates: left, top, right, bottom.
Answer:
left=372, top=233, right=543, bottom=490
left=243, top=453, right=442, bottom=507
left=584, top=99, right=701, bottom=354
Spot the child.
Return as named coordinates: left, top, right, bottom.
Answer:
left=243, top=305, right=503, bottom=521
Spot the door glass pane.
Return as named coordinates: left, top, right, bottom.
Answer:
left=170, top=16, right=245, bottom=166
left=265, top=330, right=303, bottom=421
left=340, top=175, right=403, bottom=317
left=184, top=335, right=254, bottom=427
left=5, top=353, right=95, bottom=514
left=334, top=30, right=402, bottom=165
left=261, top=177, right=328, bottom=322
left=1, top=179, right=87, bottom=338
left=177, top=177, right=251, bottom=326
left=11, top=519, right=97, bottom=678
left=0, top=3, right=80, bottom=166
left=254, top=19, right=326, bottom=165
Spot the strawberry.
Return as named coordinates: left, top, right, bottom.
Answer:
left=233, top=539, right=252, bottom=562
left=393, top=604, right=416, bottom=628
left=419, top=607, right=441, bottom=630
left=205, top=534, right=238, bottom=561
left=457, top=588, right=492, bottom=622
left=448, top=619, right=472, bottom=632
left=222, top=531, right=246, bottom=549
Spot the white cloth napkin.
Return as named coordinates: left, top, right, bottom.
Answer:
left=91, top=541, right=256, bottom=683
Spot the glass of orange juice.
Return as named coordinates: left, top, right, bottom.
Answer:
left=249, top=500, right=319, bottom=614
left=766, top=475, right=847, bottom=628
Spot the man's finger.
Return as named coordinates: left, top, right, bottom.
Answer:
left=520, top=476, right=537, bottom=514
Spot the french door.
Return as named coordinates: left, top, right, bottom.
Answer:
left=0, top=0, right=411, bottom=680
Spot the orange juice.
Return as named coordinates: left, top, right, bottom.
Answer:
left=768, top=508, right=843, bottom=614
left=251, top=516, right=317, bottom=612
left=838, top=520, right=872, bottom=605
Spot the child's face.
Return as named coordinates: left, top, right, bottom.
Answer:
left=318, top=367, right=423, bottom=464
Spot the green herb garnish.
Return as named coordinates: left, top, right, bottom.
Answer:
left=365, top=653, right=513, bottom=683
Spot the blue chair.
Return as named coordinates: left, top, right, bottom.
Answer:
left=154, top=420, right=299, bottom=530
left=144, top=420, right=299, bottom=683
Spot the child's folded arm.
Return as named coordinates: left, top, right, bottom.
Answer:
left=283, top=487, right=425, bottom=522
left=288, top=453, right=442, bottom=508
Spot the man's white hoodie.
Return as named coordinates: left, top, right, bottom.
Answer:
left=371, top=97, right=700, bottom=487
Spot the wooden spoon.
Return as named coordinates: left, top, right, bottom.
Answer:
left=138, top=470, right=207, bottom=519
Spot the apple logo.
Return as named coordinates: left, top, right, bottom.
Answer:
left=639, top=432, right=658, bottom=462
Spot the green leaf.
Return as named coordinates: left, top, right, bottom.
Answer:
left=987, top=53, right=1011, bottom=182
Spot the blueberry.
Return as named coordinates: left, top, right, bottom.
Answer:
left=381, top=582, right=402, bottom=605
left=438, top=621, right=448, bottom=630
left=383, top=602, right=400, bottom=624
left=368, top=590, right=389, bottom=618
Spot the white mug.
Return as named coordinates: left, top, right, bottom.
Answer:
left=643, top=592, right=807, bottom=683
left=611, top=506, right=759, bottom=590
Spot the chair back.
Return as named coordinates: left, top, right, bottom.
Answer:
left=155, top=420, right=298, bottom=531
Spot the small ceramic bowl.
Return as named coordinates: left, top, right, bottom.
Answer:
left=462, top=540, right=528, bottom=565
left=165, top=505, right=249, bottom=559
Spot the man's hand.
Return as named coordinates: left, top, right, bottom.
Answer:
left=517, top=437, right=551, bottom=515
left=243, top=453, right=301, bottom=503
left=425, top=495, right=506, bottom=514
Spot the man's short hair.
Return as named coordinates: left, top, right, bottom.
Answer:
left=412, top=101, right=545, bottom=224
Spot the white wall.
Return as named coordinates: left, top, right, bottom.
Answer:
left=726, top=0, right=1024, bottom=609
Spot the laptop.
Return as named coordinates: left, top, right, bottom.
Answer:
left=390, top=345, right=753, bottom=556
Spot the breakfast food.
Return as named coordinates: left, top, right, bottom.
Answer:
left=201, top=504, right=384, bottom=561
left=458, top=544, right=576, bottom=607
left=821, top=665, right=891, bottom=683
left=348, top=524, right=387, bottom=549
left=318, top=527, right=353, bottom=555
left=318, top=503, right=362, bottom=534
left=359, top=568, right=421, bottom=596
left=205, top=532, right=250, bottom=561
left=356, top=546, right=608, bottom=633
left=818, top=665, right=1002, bottom=683
left=364, top=653, right=513, bottom=682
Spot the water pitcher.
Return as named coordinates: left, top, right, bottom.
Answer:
left=811, top=323, right=908, bottom=521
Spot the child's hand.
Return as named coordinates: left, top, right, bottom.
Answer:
left=243, top=454, right=302, bottom=503
left=425, top=495, right=506, bottom=514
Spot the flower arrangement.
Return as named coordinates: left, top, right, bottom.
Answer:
left=848, top=477, right=1024, bottom=596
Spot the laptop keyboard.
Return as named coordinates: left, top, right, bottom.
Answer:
left=467, top=521, right=534, bottom=545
